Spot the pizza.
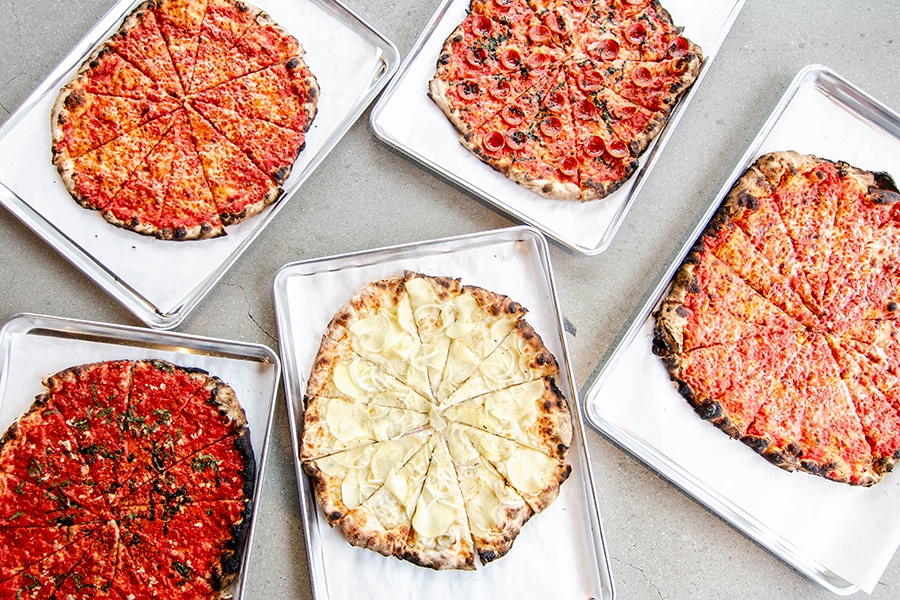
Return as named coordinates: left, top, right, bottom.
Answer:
left=653, top=150, right=900, bottom=486
left=300, top=271, right=573, bottom=569
left=0, top=359, right=254, bottom=598
left=429, top=0, right=702, bottom=201
left=51, top=0, right=319, bottom=240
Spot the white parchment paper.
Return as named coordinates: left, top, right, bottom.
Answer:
left=0, top=0, right=390, bottom=325
left=275, top=229, right=610, bottom=600
left=586, top=73, right=900, bottom=594
left=371, top=0, right=744, bottom=254
left=0, top=317, right=280, bottom=598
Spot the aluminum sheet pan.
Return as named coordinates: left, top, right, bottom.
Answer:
left=370, top=0, right=745, bottom=255
left=0, top=0, right=399, bottom=330
left=273, top=226, right=613, bottom=600
left=581, top=65, right=900, bottom=595
left=0, top=312, right=281, bottom=598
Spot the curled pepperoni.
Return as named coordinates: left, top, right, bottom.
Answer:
left=669, top=36, right=691, bottom=59
left=501, top=105, right=526, bottom=126
left=546, top=12, right=566, bottom=36
left=506, top=130, right=528, bottom=150
left=489, top=79, right=512, bottom=100
left=559, top=156, right=578, bottom=176
left=584, top=135, right=605, bottom=157
left=483, top=131, right=506, bottom=153
left=527, top=52, right=550, bottom=71
left=626, top=22, right=647, bottom=44
left=571, top=0, right=591, bottom=7
left=466, top=47, right=488, bottom=67
left=574, top=99, right=597, bottom=120
left=631, top=65, right=653, bottom=87
left=500, top=48, right=523, bottom=70
left=625, top=0, right=645, bottom=4
left=494, top=0, right=514, bottom=11
left=459, top=81, right=480, bottom=100
left=577, top=70, right=604, bottom=92
left=540, top=116, right=563, bottom=138
left=471, top=15, right=492, bottom=37
left=612, top=103, right=638, bottom=119
left=607, top=139, right=630, bottom=158
left=545, top=91, right=567, bottom=113
left=598, top=38, right=620, bottom=61
left=529, top=24, right=552, bottom=44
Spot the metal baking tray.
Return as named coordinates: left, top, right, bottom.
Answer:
left=0, top=0, right=399, bottom=330
left=370, top=0, right=745, bottom=255
left=273, top=226, right=614, bottom=600
left=581, top=65, right=900, bottom=595
left=0, top=312, right=281, bottom=598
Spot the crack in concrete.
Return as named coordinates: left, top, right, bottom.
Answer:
left=613, top=557, right=665, bottom=600
left=225, top=283, right=277, bottom=344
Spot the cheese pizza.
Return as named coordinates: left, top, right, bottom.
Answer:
left=654, top=151, right=900, bottom=486
left=0, top=359, right=254, bottom=598
left=301, top=272, right=573, bottom=569
left=51, top=0, right=319, bottom=240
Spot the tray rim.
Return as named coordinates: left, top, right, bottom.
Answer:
left=0, top=311, right=282, bottom=599
left=272, top=224, right=615, bottom=600
left=368, top=0, right=747, bottom=256
left=579, top=63, right=900, bottom=596
left=0, top=0, right=400, bottom=331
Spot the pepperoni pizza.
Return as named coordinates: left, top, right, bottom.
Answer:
left=429, top=0, right=702, bottom=201
left=0, top=359, right=254, bottom=598
left=51, top=0, right=319, bottom=240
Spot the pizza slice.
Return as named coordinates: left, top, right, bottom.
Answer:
left=584, top=3, right=688, bottom=63
left=106, top=5, right=185, bottom=98
left=454, top=424, right=569, bottom=514
left=188, top=99, right=305, bottom=184
left=431, top=11, right=525, bottom=83
left=443, top=422, right=533, bottom=564
left=0, top=524, right=96, bottom=584
left=51, top=88, right=181, bottom=161
left=323, top=277, right=432, bottom=400
left=189, top=59, right=319, bottom=134
left=111, top=540, right=208, bottom=599
left=185, top=106, right=280, bottom=227
left=55, top=111, right=179, bottom=211
left=444, top=320, right=559, bottom=407
left=338, top=435, right=434, bottom=561
left=442, top=377, right=572, bottom=459
left=42, top=360, right=133, bottom=496
left=153, top=0, right=209, bottom=91
left=73, top=47, right=172, bottom=101
left=306, top=336, right=433, bottom=414
left=434, top=284, right=527, bottom=404
left=302, top=432, right=433, bottom=526
left=53, top=521, right=119, bottom=597
left=527, top=0, right=592, bottom=52
left=189, top=9, right=302, bottom=94
left=185, top=0, right=262, bottom=93
left=0, top=532, right=96, bottom=599
left=300, top=396, right=431, bottom=459
left=402, top=435, right=476, bottom=571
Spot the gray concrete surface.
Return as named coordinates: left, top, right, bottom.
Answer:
left=1, top=1, right=900, bottom=598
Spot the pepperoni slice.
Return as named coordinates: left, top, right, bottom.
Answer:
left=626, top=22, right=647, bottom=44
left=546, top=12, right=567, bottom=36
left=574, top=99, right=598, bottom=120
left=506, top=130, right=527, bottom=150
left=559, top=156, right=578, bottom=176
left=489, top=79, right=512, bottom=100
left=613, top=103, right=637, bottom=119
left=529, top=24, right=552, bottom=44
left=501, top=105, right=526, bottom=126
left=459, top=81, right=480, bottom=101
left=577, top=70, right=604, bottom=92
left=670, top=36, right=691, bottom=59
left=466, top=47, right=488, bottom=68
left=545, top=91, right=567, bottom=113
left=598, top=38, right=620, bottom=62
left=572, top=0, right=591, bottom=7
left=500, top=48, right=523, bottom=70
left=584, top=135, right=605, bottom=157
left=527, top=52, right=550, bottom=71
left=494, top=0, right=514, bottom=10
left=540, top=116, right=563, bottom=138
left=483, top=131, right=506, bottom=153
left=631, top=66, right=654, bottom=87
left=607, top=139, right=630, bottom=158
left=471, top=15, right=493, bottom=37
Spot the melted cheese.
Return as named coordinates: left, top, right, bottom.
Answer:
left=332, top=359, right=432, bottom=412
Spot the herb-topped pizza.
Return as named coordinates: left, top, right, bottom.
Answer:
left=0, top=359, right=254, bottom=598
left=301, top=272, right=573, bottom=570
left=654, top=151, right=900, bottom=486
left=51, top=0, right=319, bottom=240
left=429, top=0, right=702, bottom=201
